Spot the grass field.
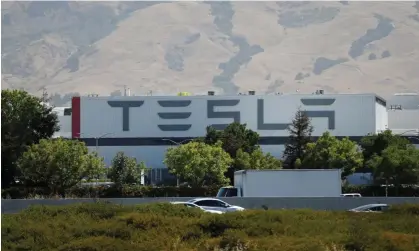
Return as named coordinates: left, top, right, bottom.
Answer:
left=2, top=202, right=419, bottom=251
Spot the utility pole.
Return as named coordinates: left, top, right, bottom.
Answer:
left=397, top=129, right=419, bottom=136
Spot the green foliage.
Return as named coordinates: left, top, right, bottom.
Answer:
left=300, top=132, right=363, bottom=178
left=57, top=237, right=138, bottom=251
left=366, top=145, right=419, bottom=187
left=164, top=141, right=233, bottom=187
left=342, top=184, right=419, bottom=197
left=387, top=203, right=419, bottom=216
left=4, top=181, right=419, bottom=200
left=1, top=89, right=59, bottom=188
left=16, top=138, right=105, bottom=194
left=1, top=184, right=221, bottom=199
left=360, top=130, right=418, bottom=188
left=3, top=203, right=419, bottom=251
left=85, top=151, right=108, bottom=181
left=5, top=183, right=419, bottom=199
left=283, top=108, right=314, bottom=169
left=204, top=123, right=260, bottom=158
left=235, top=148, right=282, bottom=170
left=108, top=152, right=146, bottom=186
left=360, top=129, right=410, bottom=161
left=203, top=123, right=261, bottom=183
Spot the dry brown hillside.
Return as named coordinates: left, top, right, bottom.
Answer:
left=2, top=1, right=419, bottom=105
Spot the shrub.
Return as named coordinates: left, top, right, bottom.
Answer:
left=380, top=232, right=419, bottom=251
left=386, top=203, right=419, bottom=216
left=219, top=229, right=253, bottom=251
left=4, top=184, right=419, bottom=199
left=2, top=202, right=419, bottom=251
left=22, top=201, right=124, bottom=219
left=133, top=202, right=205, bottom=218
left=56, top=236, right=138, bottom=251
left=1, top=184, right=220, bottom=199
left=343, top=185, right=419, bottom=197
left=199, top=213, right=247, bottom=237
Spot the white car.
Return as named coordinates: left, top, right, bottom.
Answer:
left=341, top=193, right=362, bottom=197
left=170, top=201, right=223, bottom=214
left=348, top=203, right=389, bottom=213
left=187, top=198, right=245, bottom=213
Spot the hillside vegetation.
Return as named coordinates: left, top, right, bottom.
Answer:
left=2, top=202, right=419, bottom=251
left=2, top=1, right=419, bottom=100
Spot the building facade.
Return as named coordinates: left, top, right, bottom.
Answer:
left=387, top=93, right=419, bottom=137
left=52, top=106, right=72, bottom=138
left=61, top=92, right=392, bottom=183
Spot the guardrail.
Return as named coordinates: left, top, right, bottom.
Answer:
left=2, top=197, right=419, bottom=214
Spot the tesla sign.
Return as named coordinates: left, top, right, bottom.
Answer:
left=108, top=98, right=336, bottom=132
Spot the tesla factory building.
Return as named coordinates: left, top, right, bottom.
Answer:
left=69, top=92, right=389, bottom=183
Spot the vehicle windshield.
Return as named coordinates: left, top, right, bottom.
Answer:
left=216, top=187, right=238, bottom=197
left=351, top=205, right=371, bottom=211
left=351, top=204, right=386, bottom=211
left=187, top=199, right=199, bottom=203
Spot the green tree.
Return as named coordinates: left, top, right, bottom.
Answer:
left=235, top=148, right=282, bottom=170
left=84, top=152, right=108, bottom=181
left=203, top=123, right=260, bottom=183
left=299, top=131, right=363, bottom=178
left=1, top=89, right=60, bottom=188
left=283, top=108, right=314, bottom=169
left=108, top=152, right=146, bottom=186
left=203, top=122, right=259, bottom=158
left=367, top=145, right=419, bottom=190
left=164, top=141, right=233, bottom=187
left=17, top=138, right=105, bottom=194
left=359, top=129, right=410, bottom=161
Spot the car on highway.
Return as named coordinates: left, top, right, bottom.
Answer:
left=170, top=201, right=223, bottom=214
left=348, top=203, right=389, bottom=213
left=341, top=193, right=362, bottom=197
left=186, top=198, right=245, bottom=213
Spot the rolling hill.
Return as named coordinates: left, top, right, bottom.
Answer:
left=2, top=1, right=419, bottom=105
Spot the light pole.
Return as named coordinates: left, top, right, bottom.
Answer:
left=162, top=138, right=194, bottom=187
left=397, top=129, right=419, bottom=145
left=397, top=129, right=419, bottom=136
left=78, top=132, right=114, bottom=152
left=78, top=132, right=114, bottom=180
left=162, top=138, right=193, bottom=145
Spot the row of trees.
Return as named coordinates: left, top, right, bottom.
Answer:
left=164, top=124, right=282, bottom=187
left=164, top=109, right=419, bottom=188
left=1, top=89, right=147, bottom=193
left=11, top=137, right=147, bottom=194
left=2, top=89, right=419, bottom=193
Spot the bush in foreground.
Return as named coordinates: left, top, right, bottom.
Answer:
left=2, top=203, right=419, bottom=251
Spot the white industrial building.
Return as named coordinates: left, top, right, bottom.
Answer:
left=346, top=93, right=419, bottom=185
left=52, top=106, right=72, bottom=138
left=53, top=91, right=419, bottom=184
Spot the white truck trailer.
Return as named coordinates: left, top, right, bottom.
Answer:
left=217, top=169, right=342, bottom=197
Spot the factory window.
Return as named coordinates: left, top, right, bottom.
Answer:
left=64, top=108, right=72, bottom=116
left=375, top=96, right=386, bottom=107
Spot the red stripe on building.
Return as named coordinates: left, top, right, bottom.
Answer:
left=72, top=96, right=81, bottom=138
